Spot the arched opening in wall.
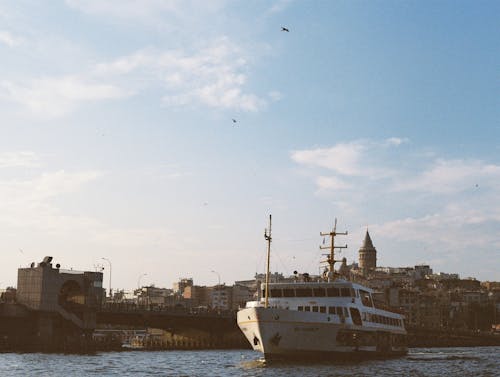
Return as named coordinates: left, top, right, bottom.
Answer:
left=59, top=280, right=84, bottom=312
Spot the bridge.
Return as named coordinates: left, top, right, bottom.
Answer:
left=96, top=305, right=245, bottom=349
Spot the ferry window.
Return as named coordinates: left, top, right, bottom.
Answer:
left=262, top=288, right=265, bottom=298
left=326, top=287, right=340, bottom=297
left=344, top=307, right=350, bottom=317
left=313, top=288, right=326, bottom=297
left=312, top=306, right=319, bottom=312
left=283, top=289, right=295, bottom=297
left=298, top=306, right=303, bottom=311
left=319, top=306, right=326, bottom=313
left=328, top=307, right=336, bottom=314
left=350, top=288, right=356, bottom=297
left=304, top=306, right=311, bottom=312
left=295, top=288, right=313, bottom=297
left=340, top=288, right=351, bottom=297
left=270, top=289, right=282, bottom=298
left=350, top=308, right=362, bottom=326
left=336, top=307, right=343, bottom=316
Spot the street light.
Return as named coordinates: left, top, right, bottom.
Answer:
left=101, top=257, right=112, bottom=298
left=137, top=273, right=147, bottom=289
left=211, top=270, right=221, bottom=286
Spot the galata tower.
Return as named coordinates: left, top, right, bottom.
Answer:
left=359, top=230, right=377, bottom=275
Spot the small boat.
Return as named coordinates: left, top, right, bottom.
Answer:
left=122, top=334, right=146, bottom=349
left=237, top=216, right=408, bottom=360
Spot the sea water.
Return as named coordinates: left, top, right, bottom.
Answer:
left=0, top=347, right=498, bottom=377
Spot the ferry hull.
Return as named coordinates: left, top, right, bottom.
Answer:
left=237, top=307, right=407, bottom=360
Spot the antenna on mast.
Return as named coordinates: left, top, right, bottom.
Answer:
left=264, top=215, right=272, bottom=308
left=320, top=218, right=348, bottom=281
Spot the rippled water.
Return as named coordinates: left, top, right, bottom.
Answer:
left=0, top=347, right=498, bottom=377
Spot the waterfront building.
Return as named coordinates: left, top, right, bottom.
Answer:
left=173, top=278, right=193, bottom=295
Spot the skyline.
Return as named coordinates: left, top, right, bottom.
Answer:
left=0, top=1, right=499, bottom=290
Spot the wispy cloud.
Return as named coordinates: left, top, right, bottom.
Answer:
left=0, top=151, right=40, bottom=168
left=65, top=0, right=227, bottom=28
left=291, top=139, right=500, bottom=277
left=0, top=30, right=22, bottom=47
left=0, top=170, right=103, bottom=206
left=393, top=159, right=500, bottom=194
left=291, top=138, right=402, bottom=178
left=291, top=141, right=366, bottom=176
left=1, top=76, right=129, bottom=118
left=95, top=38, right=271, bottom=112
left=0, top=36, right=272, bottom=117
left=316, top=176, right=352, bottom=191
left=292, top=139, right=500, bottom=196
left=0, top=169, right=104, bottom=241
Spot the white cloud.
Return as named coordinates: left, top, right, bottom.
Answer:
left=393, top=159, right=500, bottom=194
left=1, top=76, right=129, bottom=117
left=374, top=206, right=500, bottom=251
left=95, top=38, right=269, bottom=112
left=316, top=176, right=351, bottom=191
left=0, top=151, right=40, bottom=168
left=385, top=137, right=408, bottom=146
left=65, top=0, right=180, bottom=19
left=0, top=30, right=22, bottom=47
left=0, top=170, right=103, bottom=207
left=291, top=142, right=366, bottom=176
left=65, top=0, right=227, bottom=28
left=290, top=139, right=500, bottom=279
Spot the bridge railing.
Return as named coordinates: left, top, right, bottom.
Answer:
left=99, top=302, right=236, bottom=318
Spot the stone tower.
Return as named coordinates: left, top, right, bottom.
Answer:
left=359, top=230, right=377, bottom=275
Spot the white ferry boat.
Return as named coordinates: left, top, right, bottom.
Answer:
left=237, top=216, right=408, bottom=360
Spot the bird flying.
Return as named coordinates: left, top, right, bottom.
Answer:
left=281, top=26, right=289, bottom=32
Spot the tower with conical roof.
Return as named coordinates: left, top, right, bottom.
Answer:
left=359, top=230, right=377, bottom=275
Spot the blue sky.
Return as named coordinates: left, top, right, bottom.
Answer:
left=0, top=0, right=498, bottom=290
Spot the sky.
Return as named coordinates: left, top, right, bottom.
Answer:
left=0, top=0, right=499, bottom=291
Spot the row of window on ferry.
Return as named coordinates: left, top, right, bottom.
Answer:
left=297, top=305, right=403, bottom=327
left=363, top=312, right=402, bottom=327
left=265, top=287, right=356, bottom=298
left=297, top=305, right=350, bottom=317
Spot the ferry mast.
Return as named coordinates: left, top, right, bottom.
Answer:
left=264, top=214, right=272, bottom=308
left=320, top=218, right=348, bottom=281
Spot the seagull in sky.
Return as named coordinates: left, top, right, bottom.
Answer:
left=232, top=119, right=237, bottom=125
left=281, top=26, right=289, bottom=32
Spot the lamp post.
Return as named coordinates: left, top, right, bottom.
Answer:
left=137, top=273, right=147, bottom=289
left=211, top=270, right=221, bottom=286
left=101, top=257, right=112, bottom=298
